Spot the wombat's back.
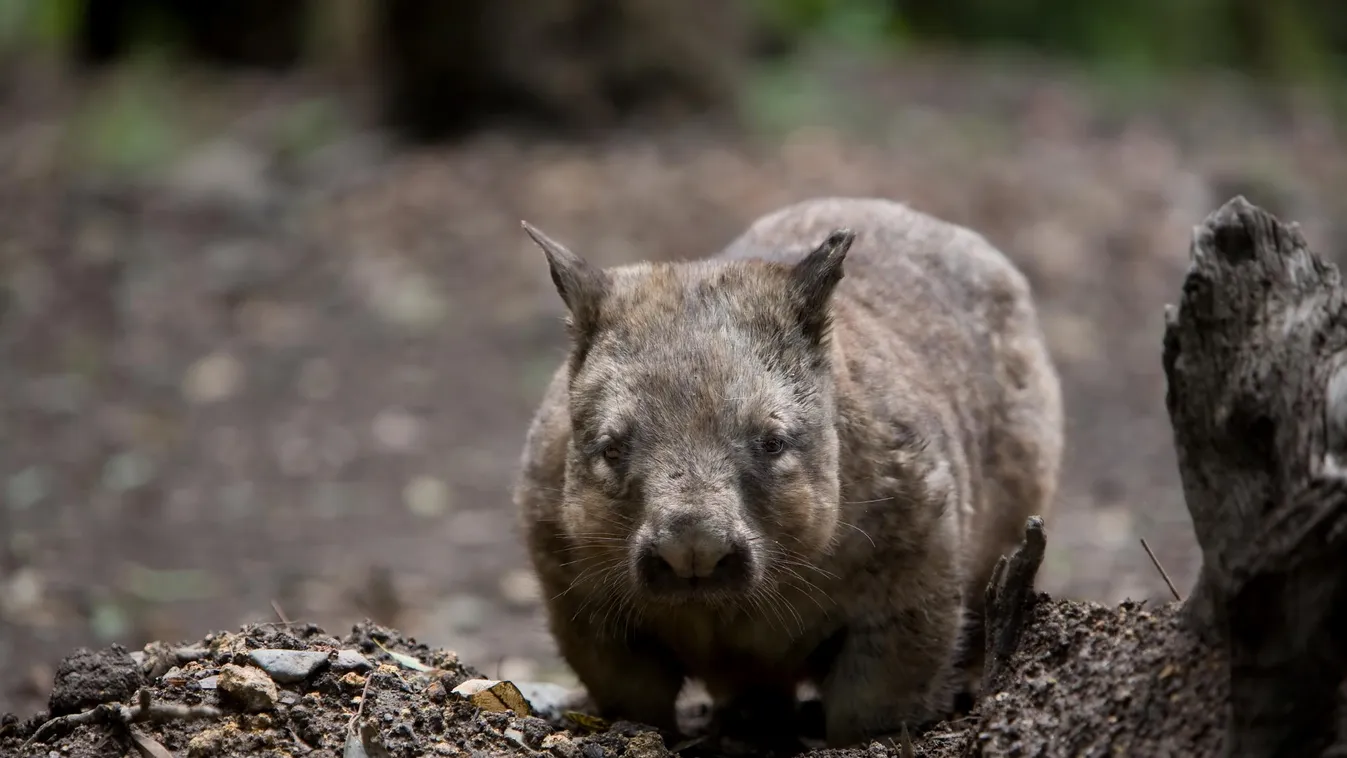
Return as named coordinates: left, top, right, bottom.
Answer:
left=718, top=196, right=1064, bottom=605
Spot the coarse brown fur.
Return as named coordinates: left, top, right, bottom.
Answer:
left=513, top=197, right=1064, bottom=748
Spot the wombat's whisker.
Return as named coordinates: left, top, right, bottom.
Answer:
left=836, top=520, right=878, bottom=549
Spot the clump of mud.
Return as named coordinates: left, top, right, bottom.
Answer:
left=0, top=596, right=1224, bottom=758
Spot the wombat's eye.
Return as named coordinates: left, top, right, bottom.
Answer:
left=760, top=436, right=790, bottom=456
left=602, top=444, right=624, bottom=462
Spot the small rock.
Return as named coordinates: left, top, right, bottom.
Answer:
left=499, top=569, right=542, bottom=608
left=435, top=593, right=486, bottom=634
left=249, top=649, right=329, bottom=683
left=403, top=475, right=450, bottom=518
left=425, top=680, right=447, bottom=704
left=542, top=733, right=582, bottom=758
left=101, top=451, right=155, bottom=493
left=48, top=644, right=143, bottom=717
left=170, top=139, right=271, bottom=207
left=514, top=716, right=554, bottom=748
left=296, top=358, right=339, bottom=400
left=6, top=466, right=48, bottom=510
left=197, top=676, right=218, bottom=690
left=182, top=351, right=244, bottom=404
left=372, top=407, right=421, bottom=452
left=503, top=727, right=530, bottom=750
left=187, top=725, right=229, bottom=758
left=0, top=567, right=45, bottom=620
left=217, top=663, right=279, bottom=712
left=624, top=732, right=671, bottom=758
left=332, top=649, right=373, bottom=673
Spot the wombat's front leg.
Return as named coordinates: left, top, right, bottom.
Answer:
left=817, top=582, right=964, bottom=747
left=552, top=617, right=686, bottom=732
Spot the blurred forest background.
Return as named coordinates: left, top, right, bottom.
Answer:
left=4, top=0, right=1347, bottom=718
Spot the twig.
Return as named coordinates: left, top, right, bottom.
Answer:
left=347, top=674, right=374, bottom=732
left=271, top=599, right=292, bottom=625
left=1139, top=538, right=1182, bottom=601
left=22, top=688, right=222, bottom=747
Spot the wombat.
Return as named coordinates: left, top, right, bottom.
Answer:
left=514, top=197, right=1064, bottom=748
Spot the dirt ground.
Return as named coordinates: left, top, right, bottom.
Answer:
left=0, top=592, right=1226, bottom=757
left=2, top=49, right=1346, bottom=729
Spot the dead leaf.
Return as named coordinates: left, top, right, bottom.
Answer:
left=563, top=710, right=610, bottom=732
left=342, top=730, right=368, bottom=758
left=359, top=722, right=395, bottom=758
left=372, top=639, right=433, bottom=672
left=130, top=732, right=175, bottom=758
left=450, top=678, right=532, bottom=716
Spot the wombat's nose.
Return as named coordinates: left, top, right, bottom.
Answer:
left=639, top=534, right=751, bottom=596
left=657, top=537, right=730, bottom=579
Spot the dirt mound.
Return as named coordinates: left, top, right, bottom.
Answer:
left=0, top=593, right=1224, bottom=758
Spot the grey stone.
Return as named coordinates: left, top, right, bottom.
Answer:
left=248, top=649, right=329, bottom=683
left=332, top=649, right=373, bottom=673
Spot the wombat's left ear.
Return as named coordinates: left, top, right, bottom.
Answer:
left=790, top=228, right=855, bottom=341
left=521, top=220, right=610, bottom=333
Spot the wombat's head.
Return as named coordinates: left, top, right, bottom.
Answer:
left=523, top=221, right=853, bottom=606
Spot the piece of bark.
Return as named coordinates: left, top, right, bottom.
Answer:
left=981, top=515, right=1047, bottom=689
left=1162, top=196, right=1347, bottom=757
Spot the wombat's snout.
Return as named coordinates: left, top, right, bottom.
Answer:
left=637, top=516, right=753, bottom=597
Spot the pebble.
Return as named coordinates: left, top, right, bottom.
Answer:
left=623, top=732, right=671, bottom=758
left=403, top=475, right=451, bottom=518
left=498, top=568, right=542, bottom=608
left=249, top=649, right=330, bottom=683
left=332, top=649, right=373, bottom=673
left=296, top=358, right=339, bottom=400
left=101, top=451, right=156, bottom=493
left=542, top=733, right=581, bottom=758
left=197, top=676, right=219, bottom=690
left=372, top=407, right=422, bottom=451
left=182, top=351, right=245, bottom=404
left=217, top=663, right=279, bottom=712
left=503, top=727, right=530, bottom=750
left=6, top=466, right=48, bottom=510
left=436, top=593, right=486, bottom=634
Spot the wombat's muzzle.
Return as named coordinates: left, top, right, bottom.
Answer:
left=635, top=511, right=754, bottom=599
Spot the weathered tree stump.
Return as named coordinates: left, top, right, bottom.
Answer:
left=1162, top=196, right=1347, bottom=758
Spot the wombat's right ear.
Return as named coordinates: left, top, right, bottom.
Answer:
left=521, top=220, right=609, bottom=333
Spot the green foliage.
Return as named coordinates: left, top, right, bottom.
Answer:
left=0, top=0, right=80, bottom=54
left=763, top=0, right=1347, bottom=82
left=65, top=57, right=183, bottom=175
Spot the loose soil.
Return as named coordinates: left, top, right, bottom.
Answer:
left=0, top=593, right=1225, bottom=757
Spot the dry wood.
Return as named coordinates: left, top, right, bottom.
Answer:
left=1162, top=196, right=1347, bottom=757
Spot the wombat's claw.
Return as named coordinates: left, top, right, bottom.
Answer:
left=982, top=516, right=1047, bottom=684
